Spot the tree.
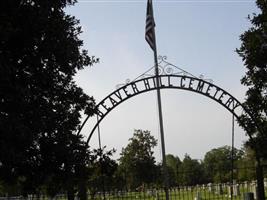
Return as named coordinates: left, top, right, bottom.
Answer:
left=203, top=146, right=243, bottom=183
left=179, top=154, right=205, bottom=186
left=0, top=0, right=98, bottom=196
left=237, top=146, right=257, bottom=181
left=118, top=130, right=158, bottom=189
left=165, top=154, right=181, bottom=186
left=87, top=147, right=117, bottom=199
left=236, top=0, right=267, bottom=198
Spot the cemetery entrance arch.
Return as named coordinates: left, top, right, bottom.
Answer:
left=77, top=66, right=259, bottom=146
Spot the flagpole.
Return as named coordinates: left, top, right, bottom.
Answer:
left=145, top=1, right=169, bottom=198
left=150, top=4, right=169, bottom=200
left=153, top=36, right=169, bottom=200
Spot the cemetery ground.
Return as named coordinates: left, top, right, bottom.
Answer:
left=87, top=182, right=267, bottom=200
left=3, top=181, right=267, bottom=200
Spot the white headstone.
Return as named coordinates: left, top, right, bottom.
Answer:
left=251, top=182, right=258, bottom=200
left=215, top=184, right=223, bottom=195
left=207, top=183, right=213, bottom=193
left=233, top=184, right=240, bottom=196
left=194, top=191, right=201, bottom=200
left=227, top=185, right=231, bottom=198
left=244, top=181, right=249, bottom=189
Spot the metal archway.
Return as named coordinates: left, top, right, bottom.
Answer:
left=78, top=73, right=257, bottom=146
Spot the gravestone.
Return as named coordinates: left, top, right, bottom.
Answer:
left=251, top=181, right=257, bottom=199
left=207, top=183, right=214, bottom=193
left=194, top=191, right=201, bottom=200
left=227, top=185, right=232, bottom=198
left=215, top=184, right=223, bottom=195
left=243, top=192, right=254, bottom=200
left=195, top=185, right=200, bottom=193
left=244, top=181, right=249, bottom=190
left=233, top=184, right=240, bottom=196
left=187, top=186, right=192, bottom=191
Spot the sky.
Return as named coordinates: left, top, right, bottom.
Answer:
left=66, top=0, right=259, bottom=162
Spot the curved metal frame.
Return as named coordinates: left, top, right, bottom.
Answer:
left=77, top=74, right=258, bottom=146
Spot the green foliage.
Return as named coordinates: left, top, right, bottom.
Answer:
left=178, top=154, right=205, bottom=186
left=0, top=0, right=98, bottom=195
left=203, top=146, right=243, bottom=183
left=237, top=2, right=267, bottom=198
left=236, top=0, right=267, bottom=159
left=165, top=154, right=181, bottom=186
left=118, top=130, right=158, bottom=189
left=236, top=146, right=257, bottom=181
left=87, top=147, right=117, bottom=198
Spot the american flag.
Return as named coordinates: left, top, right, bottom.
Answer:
left=145, top=0, right=156, bottom=51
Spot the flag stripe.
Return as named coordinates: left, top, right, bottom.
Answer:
left=145, top=0, right=156, bottom=51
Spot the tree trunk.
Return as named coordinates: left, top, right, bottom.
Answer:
left=78, top=182, right=87, bottom=200
left=78, top=165, right=88, bottom=200
left=255, top=157, right=265, bottom=200
left=67, top=186, right=75, bottom=200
